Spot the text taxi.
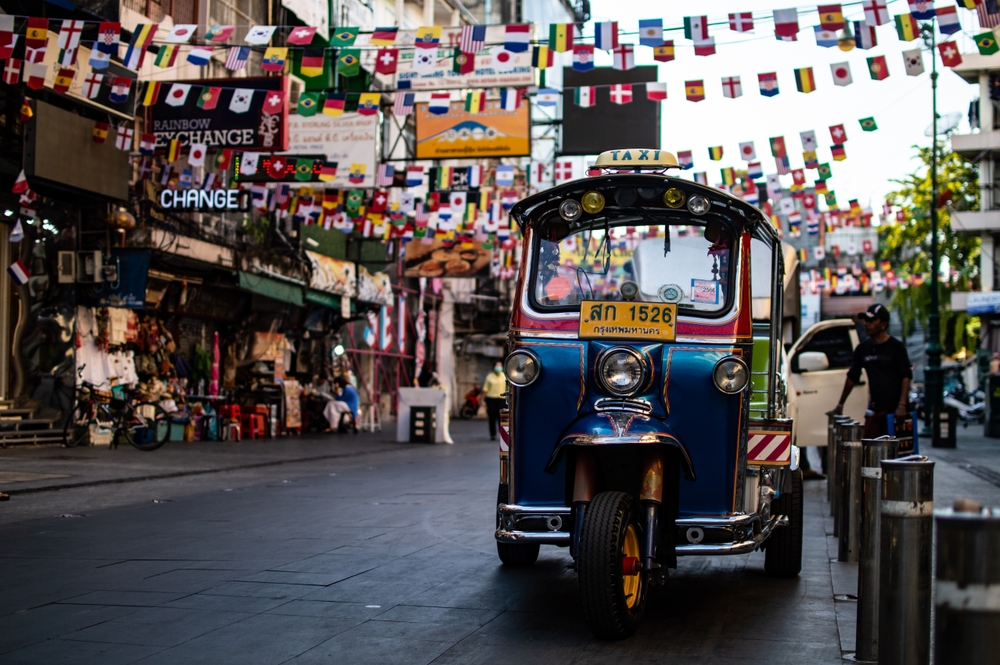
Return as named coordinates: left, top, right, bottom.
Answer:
left=496, top=149, right=798, bottom=638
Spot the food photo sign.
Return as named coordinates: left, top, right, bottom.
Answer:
left=403, top=240, right=492, bottom=278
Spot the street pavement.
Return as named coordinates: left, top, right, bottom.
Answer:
left=1, top=419, right=998, bottom=664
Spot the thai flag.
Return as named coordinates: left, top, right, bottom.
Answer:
left=7, top=260, right=29, bottom=285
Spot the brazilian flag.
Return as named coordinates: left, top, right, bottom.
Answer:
left=330, top=27, right=358, bottom=46
left=345, top=189, right=363, bottom=216
left=977, top=31, right=1000, bottom=55
left=817, top=162, right=832, bottom=180
left=859, top=116, right=878, bottom=132
left=337, top=48, right=361, bottom=77
left=297, top=92, right=321, bottom=117
left=295, top=159, right=314, bottom=182
left=825, top=191, right=837, bottom=207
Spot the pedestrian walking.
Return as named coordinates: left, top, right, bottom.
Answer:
left=483, top=361, right=506, bottom=441
left=829, top=304, right=912, bottom=438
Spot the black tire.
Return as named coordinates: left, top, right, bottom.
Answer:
left=460, top=405, right=475, bottom=419
left=63, top=399, right=93, bottom=448
left=496, top=484, right=540, bottom=567
left=123, top=402, right=170, bottom=451
left=765, top=468, right=803, bottom=577
left=578, top=491, right=648, bottom=640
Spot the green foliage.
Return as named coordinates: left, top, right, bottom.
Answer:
left=879, top=144, right=980, bottom=356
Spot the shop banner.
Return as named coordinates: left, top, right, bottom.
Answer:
left=96, top=249, right=150, bottom=309
left=415, top=100, right=530, bottom=160
left=404, top=240, right=493, bottom=278
left=286, top=112, right=376, bottom=188
left=357, top=266, right=393, bottom=306
left=149, top=77, right=287, bottom=151
left=306, top=251, right=357, bottom=297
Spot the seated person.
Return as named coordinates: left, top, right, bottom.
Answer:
left=323, top=376, right=359, bottom=433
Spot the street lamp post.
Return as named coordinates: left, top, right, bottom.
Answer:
left=924, top=23, right=943, bottom=440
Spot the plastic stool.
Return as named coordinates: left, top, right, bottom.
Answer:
left=220, top=404, right=241, bottom=421
left=254, top=405, right=271, bottom=437
left=240, top=412, right=265, bottom=440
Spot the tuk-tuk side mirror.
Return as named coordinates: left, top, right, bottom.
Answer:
left=796, top=351, right=830, bottom=373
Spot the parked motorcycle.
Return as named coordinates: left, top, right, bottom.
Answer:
left=460, top=384, right=483, bottom=419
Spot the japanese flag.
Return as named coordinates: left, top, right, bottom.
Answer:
left=831, top=62, right=852, bottom=86
left=165, top=83, right=191, bottom=106
left=739, top=141, right=756, bottom=161
left=188, top=143, right=207, bottom=167
left=813, top=246, right=826, bottom=260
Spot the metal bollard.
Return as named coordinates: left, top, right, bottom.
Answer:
left=855, top=435, right=898, bottom=663
left=838, top=424, right=864, bottom=563
left=878, top=455, right=934, bottom=665
left=835, top=421, right=862, bottom=538
left=829, top=416, right=852, bottom=519
left=935, top=499, right=1000, bottom=665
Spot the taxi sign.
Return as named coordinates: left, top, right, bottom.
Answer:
left=593, top=149, right=679, bottom=169
left=578, top=300, right=676, bottom=341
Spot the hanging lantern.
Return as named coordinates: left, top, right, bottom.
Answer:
left=109, top=207, right=135, bottom=229
left=837, top=26, right=855, bottom=51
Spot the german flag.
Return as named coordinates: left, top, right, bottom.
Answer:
left=895, top=14, right=918, bottom=41
left=300, top=48, right=324, bottom=78
left=549, top=23, right=573, bottom=52
left=794, top=67, right=816, bottom=93
left=831, top=144, right=846, bottom=161
left=708, top=146, right=723, bottom=161
left=318, top=162, right=338, bottom=182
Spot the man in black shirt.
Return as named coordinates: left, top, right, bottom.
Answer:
left=830, top=304, right=913, bottom=438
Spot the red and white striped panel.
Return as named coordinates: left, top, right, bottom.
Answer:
left=499, top=412, right=510, bottom=453
left=747, top=430, right=791, bottom=465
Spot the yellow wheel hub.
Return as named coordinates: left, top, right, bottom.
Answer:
left=622, top=523, right=642, bottom=609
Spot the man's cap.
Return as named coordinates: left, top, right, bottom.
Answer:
left=858, top=303, right=890, bottom=323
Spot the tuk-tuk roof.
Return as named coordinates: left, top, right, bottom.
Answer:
left=510, top=173, right=779, bottom=245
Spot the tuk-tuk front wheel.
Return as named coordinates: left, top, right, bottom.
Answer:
left=764, top=468, right=803, bottom=577
left=578, top=491, right=648, bottom=639
left=496, top=484, right=540, bottom=567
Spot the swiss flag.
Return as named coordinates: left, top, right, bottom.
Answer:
left=862, top=239, right=873, bottom=253
left=268, top=156, right=287, bottom=179
left=802, top=193, right=816, bottom=209
left=375, top=48, right=398, bottom=74
left=370, top=190, right=388, bottom=213
left=938, top=42, right=962, bottom=68
left=792, top=169, right=805, bottom=185
left=262, top=90, right=285, bottom=115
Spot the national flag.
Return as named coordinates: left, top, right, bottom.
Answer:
left=609, top=84, right=632, bottom=104
left=595, top=21, right=619, bottom=50
left=694, top=36, right=716, bottom=56
left=693, top=172, right=708, bottom=185
left=653, top=42, right=675, bottom=62
left=748, top=161, right=763, bottom=179
left=297, top=92, right=320, bottom=116
left=730, top=12, right=754, bottom=32
left=294, top=159, right=314, bottom=182
left=572, top=44, right=595, bottom=71
left=57, top=20, right=84, bottom=67
left=460, top=25, right=486, bottom=53
left=2, top=59, right=19, bottom=86
left=770, top=136, right=787, bottom=158
left=722, top=76, right=742, bottom=98
left=167, top=138, right=181, bottom=162
left=574, top=86, right=596, bottom=107
left=831, top=144, right=846, bottom=160
left=392, top=92, right=414, bottom=116
left=903, top=49, right=925, bottom=75
left=232, top=88, right=256, bottom=114
left=124, top=24, right=157, bottom=69
left=287, top=26, right=316, bottom=46
left=804, top=151, right=819, bottom=168
left=500, top=88, right=522, bottom=110
left=165, top=83, right=192, bottom=107
left=555, top=160, right=574, bottom=183
left=685, top=80, right=705, bottom=102
left=453, top=49, right=475, bottom=75
left=139, top=133, right=155, bottom=156
left=353, top=92, right=378, bottom=116
left=758, top=72, right=779, bottom=97
left=261, top=47, right=287, bottom=71
left=371, top=27, right=399, bottom=46
left=977, top=31, right=1000, bottom=54
left=375, top=48, right=399, bottom=74
left=318, top=162, right=338, bottom=182
left=348, top=164, right=366, bottom=184
left=639, top=19, right=663, bottom=46
left=909, top=0, right=935, bottom=19
left=11, top=169, right=29, bottom=194
left=187, top=46, right=214, bottom=66
left=198, top=86, right=221, bottom=110
left=18, top=101, right=30, bottom=122
left=53, top=68, right=75, bottom=94
left=773, top=8, right=799, bottom=36
left=8, top=219, right=23, bottom=243
left=376, top=164, right=395, bottom=187
left=818, top=162, right=833, bottom=180
left=815, top=180, right=829, bottom=194
left=677, top=151, right=693, bottom=169
left=187, top=143, right=207, bottom=167
left=895, top=14, right=919, bottom=40
left=429, top=92, right=451, bottom=114
left=407, top=165, right=424, bottom=186
left=244, top=25, right=277, bottom=45
left=977, top=1, right=1000, bottom=28
left=646, top=82, right=667, bottom=101
left=612, top=44, right=634, bottom=70
left=939, top=42, right=963, bottom=67
left=205, top=25, right=235, bottom=42
left=505, top=24, right=531, bottom=52
left=25, top=17, right=48, bottom=63
left=89, top=22, right=119, bottom=70
left=225, top=46, right=250, bottom=70
left=216, top=148, right=233, bottom=170
left=548, top=23, right=573, bottom=53
left=819, top=4, right=846, bottom=29
left=708, top=146, right=723, bottom=160
left=465, top=90, right=486, bottom=112
left=868, top=55, right=890, bottom=80
left=831, top=62, right=853, bottom=86
left=415, top=26, right=442, bottom=49
left=338, top=49, right=361, bottom=77
left=854, top=21, right=877, bottom=49
left=775, top=156, right=791, bottom=175
left=300, top=49, right=324, bottom=77
left=7, top=260, right=29, bottom=285
left=721, top=167, right=737, bottom=186
left=492, top=47, right=516, bottom=72
left=936, top=6, right=962, bottom=34
left=684, top=16, right=710, bottom=41
left=532, top=45, right=553, bottom=69
left=154, top=44, right=179, bottom=68
left=794, top=67, right=816, bottom=93
left=115, top=125, right=133, bottom=151
left=739, top=141, right=756, bottom=160
left=536, top=88, right=560, bottom=106
left=82, top=72, right=103, bottom=100
left=496, top=165, right=515, bottom=186
left=863, top=0, right=890, bottom=25
left=860, top=117, right=878, bottom=131
left=830, top=124, right=847, bottom=143
left=814, top=26, right=839, bottom=47
left=25, top=62, right=46, bottom=90
left=92, top=121, right=109, bottom=144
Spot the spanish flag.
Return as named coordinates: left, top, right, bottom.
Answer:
left=92, top=121, right=109, bottom=143
left=685, top=80, right=705, bottom=102
left=549, top=23, right=573, bottom=52
left=167, top=138, right=180, bottom=162
left=794, top=67, right=816, bottom=93
left=708, top=146, right=723, bottom=161
left=895, top=14, right=918, bottom=41
left=53, top=68, right=75, bottom=94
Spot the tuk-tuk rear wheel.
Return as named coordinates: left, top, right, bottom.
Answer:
left=578, top=491, right=648, bottom=639
left=496, top=484, right=540, bottom=567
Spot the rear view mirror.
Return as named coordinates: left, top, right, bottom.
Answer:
left=797, top=351, right=830, bottom=372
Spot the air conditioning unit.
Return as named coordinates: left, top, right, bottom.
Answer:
left=76, top=251, right=103, bottom=283
left=57, top=251, right=76, bottom=283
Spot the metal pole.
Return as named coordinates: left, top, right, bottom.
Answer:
left=879, top=455, right=935, bottom=665
left=925, top=23, right=944, bottom=441
left=767, top=241, right=784, bottom=421
left=856, top=435, right=899, bottom=662
left=935, top=499, right=1000, bottom=665
left=835, top=420, right=862, bottom=536
left=830, top=416, right=852, bottom=518
left=838, top=424, right=863, bottom=563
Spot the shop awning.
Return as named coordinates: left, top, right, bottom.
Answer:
left=305, top=289, right=340, bottom=309
left=238, top=271, right=304, bottom=306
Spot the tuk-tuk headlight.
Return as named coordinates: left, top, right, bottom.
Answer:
left=559, top=199, right=582, bottom=221
left=581, top=191, right=605, bottom=214
left=504, top=350, right=540, bottom=387
left=687, top=195, right=711, bottom=215
left=663, top=188, right=686, bottom=208
left=597, top=348, right=647, bottom=396
left=713, top=357, right=749, bottom=394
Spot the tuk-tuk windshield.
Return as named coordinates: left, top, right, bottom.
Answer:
left=532, top=217, right=734, bottom=314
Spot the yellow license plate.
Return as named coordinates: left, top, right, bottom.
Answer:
left=578, top=301, right=676, bottom=341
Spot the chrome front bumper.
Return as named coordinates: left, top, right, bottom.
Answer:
left=496, top=504, right=787, bottom=554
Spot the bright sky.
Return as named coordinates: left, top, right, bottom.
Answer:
left=576, top=0, right=981, bottom=211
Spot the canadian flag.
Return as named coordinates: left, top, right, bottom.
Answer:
left=555, top=160, right=574, bottom=182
